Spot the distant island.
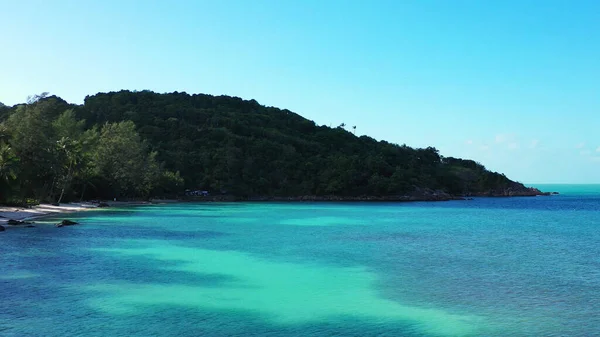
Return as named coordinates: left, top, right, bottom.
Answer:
left=0, top=90, right=548, bottom=205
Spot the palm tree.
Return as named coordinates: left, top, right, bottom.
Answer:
left=56, top=137, right=82, bottom=204
left=352, top=125, right=356, bottom=135
left=0, top=142, right=19, bottom=202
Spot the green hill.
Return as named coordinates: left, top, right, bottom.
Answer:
left=0, top=90, right=543, bottom=203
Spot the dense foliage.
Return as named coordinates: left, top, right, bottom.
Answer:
left=0, top=90, right=524, bottom=203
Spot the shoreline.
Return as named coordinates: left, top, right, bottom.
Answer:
left=1, top=190, right=558, bottom=228
left=0, top=201, right=151, bottom=228
left=182, top=190, right=557, bottom=202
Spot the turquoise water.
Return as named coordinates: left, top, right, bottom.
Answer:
left=536, top=183, right=600, bottom=195
left=2, top=187, right=600, bottom=336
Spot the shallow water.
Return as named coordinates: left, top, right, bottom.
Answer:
left=1, top=187, right=600, bottom=336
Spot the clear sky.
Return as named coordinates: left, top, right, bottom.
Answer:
left=1, top=0, right=599, bottom=183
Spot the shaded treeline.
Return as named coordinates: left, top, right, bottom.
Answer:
left=0, top=90, right=522, bottom=204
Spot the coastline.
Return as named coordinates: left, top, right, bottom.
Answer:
left=1, top=188, right=557, bottom=229
left=183, top=187, right=556, bottom=202
left=0, top=201, right=151, bottom=228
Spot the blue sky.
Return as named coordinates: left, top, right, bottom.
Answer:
left=1, top=0, right=599, bottom=183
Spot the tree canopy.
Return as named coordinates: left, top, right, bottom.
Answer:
left=0, top=90, right=528, bottom=204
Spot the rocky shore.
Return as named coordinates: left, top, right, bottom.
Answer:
left=464, top=186, right=557, bottom=197
left=1, top=188, right=557, bottom=232
left=185, top=186, right=556, bottom=202
left=0, top=201, right=150, bottom=231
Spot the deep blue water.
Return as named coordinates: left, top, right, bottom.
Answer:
left=1, top=185, right=599, bottom=336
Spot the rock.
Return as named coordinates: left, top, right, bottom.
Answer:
left=25, top=225, right=35, bottom=228
left=7, top=219, right=25, bottom=225
left=469, top=184, right=553, bottom=197
left=51, top=202, right=60, bottom=206
left=97, top=202, right=110, bottom=208
left=56, top=219, right=79, bottom=228
left=0, top=225, right=5, bottom=232
left=552, top=192, right=559, bottom=195
left=7, top=219, right=34, bottom=225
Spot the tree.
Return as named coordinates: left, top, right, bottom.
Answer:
left=53, top=109, right=85, bottom=139
left=154, top=170, right=184, bottom=196
left=0, top=142, right=19, bottom=202
left=3, top=104, right=57, bottom=201
left=92, top=121, right=160, bottom=198
left=55, top=137, right=82, bottom=203
left=53, top=110, right=87, bottom=203
left=26, top=92, right=50, bottom=104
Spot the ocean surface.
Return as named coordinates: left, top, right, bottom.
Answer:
left=1, top=184, right=599, bottom=336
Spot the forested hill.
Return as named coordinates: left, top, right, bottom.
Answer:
left=0, top=90, right=543, bottom=203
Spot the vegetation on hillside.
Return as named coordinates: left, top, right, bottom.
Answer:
left=0, top=90, right=529, bottom=204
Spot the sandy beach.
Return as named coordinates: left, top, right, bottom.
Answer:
left=0, top=202, right=100, bottom=223
left=0, top=201, right=154, bottom=227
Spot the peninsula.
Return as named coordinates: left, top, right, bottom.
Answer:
left=0, top=90, right=547, bottom=206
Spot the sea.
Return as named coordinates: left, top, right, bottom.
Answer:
left=1, top=184, right=599, bottom=336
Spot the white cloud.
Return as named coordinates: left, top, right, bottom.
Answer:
left=465, top=139, right=473, bottom=145
left=529, top=139, right=539, bottom=149
left=576, top=142, right=586, bottom=149
left=580, top=150, right=592, bottom=156
left=479, top=144, right=490, bottom=151
left=495, top=133, right=520, bottom=147
left=508, top=142, right=519, bottom=150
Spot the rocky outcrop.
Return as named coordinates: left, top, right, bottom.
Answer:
left=0, top=225, right=5, bottom=232
left=466, top=185, right=553, bottom=197
left=7, top=219, right=33, bottom=226
left=183, top=185, right=553, bottom=202
left=56, top=220, right=79, bottom=227
left=240, top=188, right=462, bottom=202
